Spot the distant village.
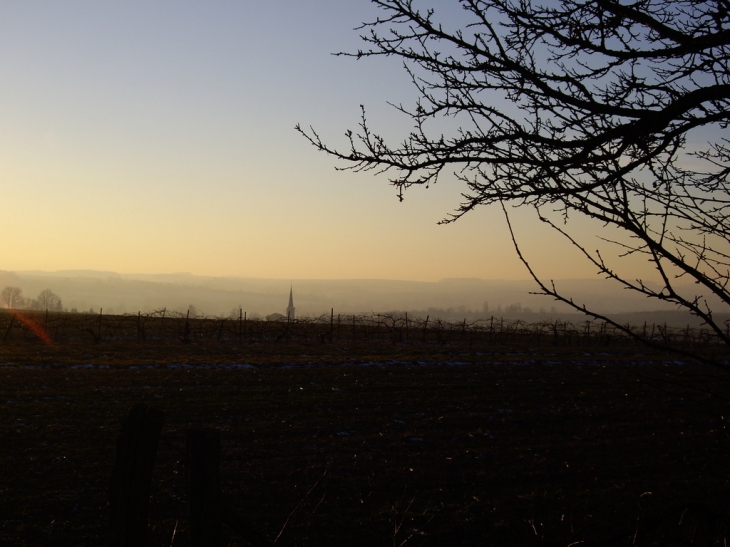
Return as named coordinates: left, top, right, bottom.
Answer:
left=2, top=270, right=717, bottom=328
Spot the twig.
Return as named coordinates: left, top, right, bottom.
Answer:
left=312, top=493, right=326, bottom=514
left=274, top=467, right=328, bottom=543
left=169, top=519, right=178, bottom=546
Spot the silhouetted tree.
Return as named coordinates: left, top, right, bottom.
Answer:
left=34, top=289, right=63, bottom=312
left=1, top=286, right=23, bottom=309
left=299, top=0, right=730, bottom=365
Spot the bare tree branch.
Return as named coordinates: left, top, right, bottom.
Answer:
left=299, top=0, right=730, bottom=365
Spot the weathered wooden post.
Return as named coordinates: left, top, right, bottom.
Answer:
left=187, top=428, right=222, bottom=547
left=108, top=404, right=164, bottom=547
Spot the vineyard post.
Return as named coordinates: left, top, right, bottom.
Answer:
left=136, top=311, right=140, bottom=341
left=352, top=315, right=356, bottom=342
left=159, top=308, right=166, bottom=340
left=330, top=308, right=334, bottom=343
left=183, top=310, right=191, bottom=343
left=405, top=312, right=409, bottom=344
left=423, top=315, right=429, bottom=343
left=238, top=309, right=243, bottom=343
left=98, top=308, right=103, bottom=342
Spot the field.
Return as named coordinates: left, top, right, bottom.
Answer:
left=1, top=324, right=730, bottom=546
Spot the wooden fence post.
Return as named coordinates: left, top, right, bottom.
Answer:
left=137, top=311, right=144, bottom=341
left=183, top=310, right=191, bottom=343
left=187, top=428, right=222, bottom=547
left=238, top=309, right=243, bottom=343
left=217, top=319, right=225, bottom=342
left=159, top=308, right=166, bottom=340
left=108, top=404, right=164, bottom=547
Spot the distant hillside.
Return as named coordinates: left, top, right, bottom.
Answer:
left=0, top=270, right=713, bottom=325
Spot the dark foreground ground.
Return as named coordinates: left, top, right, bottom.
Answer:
left=1, top=340, right=729, bottom=546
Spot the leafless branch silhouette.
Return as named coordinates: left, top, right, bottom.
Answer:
left=298, top=0, right=730, bottom=366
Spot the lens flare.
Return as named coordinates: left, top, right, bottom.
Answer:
left=11, top=312, right=53, bottom=345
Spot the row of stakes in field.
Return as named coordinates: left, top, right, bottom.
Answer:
left=2, top=307, right=725, bottom=348
left=109, top=403, right=272, bottom=547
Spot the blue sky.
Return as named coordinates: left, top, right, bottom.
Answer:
left=0, top=1, right=621, bottom=281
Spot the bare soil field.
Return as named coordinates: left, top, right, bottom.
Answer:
left=1, top=338, right=729, bottom=546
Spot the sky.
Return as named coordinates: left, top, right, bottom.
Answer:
left=0, top=1, right=647, bottom=282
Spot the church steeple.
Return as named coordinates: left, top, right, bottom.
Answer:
left=286, top=285, right=295, bottom=320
